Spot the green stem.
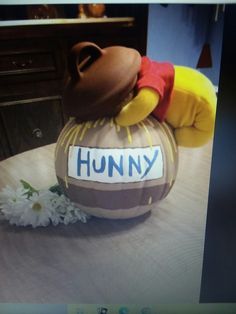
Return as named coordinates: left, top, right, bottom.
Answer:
left=20, top=180, right=39, bottom=198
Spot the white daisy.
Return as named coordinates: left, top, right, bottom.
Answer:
left=0, top=185, right=28, bottom=221
left=74, top=209, right=90, bottom=223
left=54, top=194, right=90, bottom=225
left=0, top=183, right=90, bottom=227
left=2, top=190, right=55, bottom=228
left=19, top=190, right=56, bottom=228
left=0, top=185, right=28, bottom=204
left=0, top=200, right=28, bottom=224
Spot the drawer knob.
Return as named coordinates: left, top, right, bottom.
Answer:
left=32, top=128, right=43, bottom=138
left=12, top=59, right=33, bottom=68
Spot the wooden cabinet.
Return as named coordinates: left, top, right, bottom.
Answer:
left=0, top=36, right=66, bottom=160
left=0, top=97, right=64, bottom=156
left=0, top=4, right=148, bottom=160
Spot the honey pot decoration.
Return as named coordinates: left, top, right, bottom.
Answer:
left=55, top=42, right=216, bottom=219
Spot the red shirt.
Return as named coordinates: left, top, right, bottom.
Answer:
left=136, top=56, right=175, bottom=122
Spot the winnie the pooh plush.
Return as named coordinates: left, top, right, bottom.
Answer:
left=64, top=41, right=217, bottom=148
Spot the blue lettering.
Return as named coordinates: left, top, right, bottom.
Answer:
left=128, top=155, right=141, bottom=176
left=141, top=149, right=159, bottom=179
left=77, top=148, right=90, bottom=177
left=108, top=155, right=124, bottom=177
left=74, top=147, right=161, bottom=181
left=92, top=156, right=106, bottom=173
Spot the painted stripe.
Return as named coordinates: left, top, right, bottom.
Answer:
left=57, top=177, right=172, bottom=210
left=72, top=202, right=153, bottom=219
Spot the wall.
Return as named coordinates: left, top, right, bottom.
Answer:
left=147, top=4, right=224, bottom=86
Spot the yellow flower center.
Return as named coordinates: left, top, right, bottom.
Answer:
left=32, top=202, right=42, bottom=212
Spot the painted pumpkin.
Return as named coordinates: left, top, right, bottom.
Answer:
left=55, top=116, right=178, bottom=219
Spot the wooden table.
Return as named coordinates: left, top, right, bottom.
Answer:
left=0, top=142, right=213, bottom=303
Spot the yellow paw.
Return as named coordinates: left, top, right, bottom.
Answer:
left=115, top=87, right=159, bottom=126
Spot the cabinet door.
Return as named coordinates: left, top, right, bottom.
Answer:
left=0, top=96, right=64, bottom=156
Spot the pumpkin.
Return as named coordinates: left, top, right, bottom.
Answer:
left=55, top=116, right=178, bottom=219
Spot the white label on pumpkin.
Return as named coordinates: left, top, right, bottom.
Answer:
left=68, top=145, right=164, bottom=183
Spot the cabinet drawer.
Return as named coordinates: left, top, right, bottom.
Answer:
left=0, top=40, right=65, bottom=83
left=0, top=96, right=65, bottom=156
left=0, top=50, right=55, bottom=76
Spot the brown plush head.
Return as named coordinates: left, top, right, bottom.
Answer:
left=63, top=42, right=141, bottom=121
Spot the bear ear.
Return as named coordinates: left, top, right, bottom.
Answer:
left=68, top=42, right=103, bottom=81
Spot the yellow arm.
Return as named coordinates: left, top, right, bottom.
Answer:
left=115, top=87, right=160, bottom=126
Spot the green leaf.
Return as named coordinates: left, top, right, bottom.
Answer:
left=20, top=180, right=38, bottom=198
left=49, top=184, right=63, bottom=195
